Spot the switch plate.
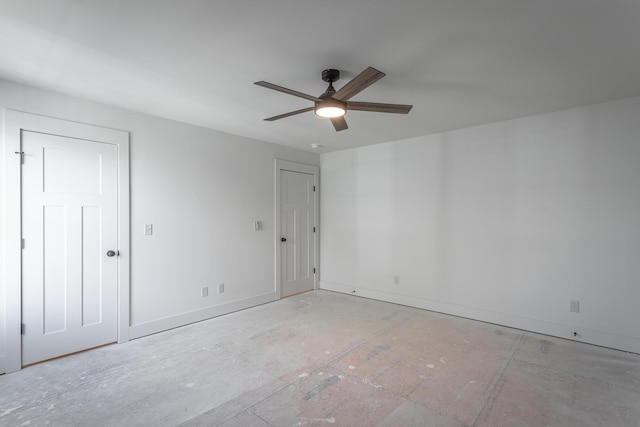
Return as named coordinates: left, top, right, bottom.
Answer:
left=201, top=286, right=208, bottom=297
left=218, top=283, right=225, bottom=294
left=570, top=300, right=580, bottom=313
left=144, top=224, right=153, bottom=236
left=394, top=275, right=400, bottom=285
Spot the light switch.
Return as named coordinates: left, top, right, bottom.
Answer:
left=570, top=300, right=580, bottom=313
left=144, top=224, right=153, bottom=235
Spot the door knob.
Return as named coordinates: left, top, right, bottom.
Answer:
left=281, top=238, right=287, bottom=242
left=106, top=250, right=117, bottom=257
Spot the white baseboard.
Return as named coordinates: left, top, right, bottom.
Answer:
left=319, top=281, right=640, bottom=354
left=128, top=292, right=277, bottom=340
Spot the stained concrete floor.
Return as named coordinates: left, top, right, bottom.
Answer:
left=1, top=290, right=639, bottom=427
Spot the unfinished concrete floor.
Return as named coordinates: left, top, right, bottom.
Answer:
left=1, top=290, right=639, bottom=426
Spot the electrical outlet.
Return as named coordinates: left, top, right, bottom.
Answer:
left=201, top=287, right=208, bottom=297
left=144, top=224, right=153, bottom=236
left=570, top=300, right=580, bottom=313
left=218, top=283, right=224, bottom=294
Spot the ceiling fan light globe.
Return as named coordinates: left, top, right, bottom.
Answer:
left=315, top=106, right=346, bottom=118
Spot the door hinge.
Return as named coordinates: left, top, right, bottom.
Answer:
left=313, top=267, right=316, bottom=274
left=15, top=151, right=24, bottom=164
left=313, top=185, right=316, bottom=192
left=21, top=324, right=25, bottom=335
left=313, top=226, right=316, bottom=233
left=21, top=238, right=25, bottom=249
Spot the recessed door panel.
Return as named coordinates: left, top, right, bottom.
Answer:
left=82, top=206, right=103, bottom=326
left=44, top=146, right=102, bottom=194
left=43, top=205, right=68, bottom=335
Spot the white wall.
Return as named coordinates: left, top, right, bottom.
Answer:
left=320, top=96, right=640, bottom=353
left=0, top=79, right=319, bottom=365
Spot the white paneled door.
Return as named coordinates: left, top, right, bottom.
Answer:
left=21, top=131, right=118, bottom=366
left=280, top=170, right=315, bottom=297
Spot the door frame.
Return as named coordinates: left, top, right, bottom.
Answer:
left=274, top=159, right=319, bottom=298
left=2, top=110, right=130, bottom=373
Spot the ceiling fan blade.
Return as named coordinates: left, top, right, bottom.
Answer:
left=330, top=116, right=348, bottom=131
left=264, top=107, right=315, bottom=121
left=347, top=101, right=413, bottom=114
left=332, top=67, right=386, bottom=101
left=254, top=81, right=321, bottom=102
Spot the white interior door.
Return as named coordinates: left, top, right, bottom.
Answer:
left=280, top=170, right=315, bottom=297
left=21, top=131, right=118, bottom=366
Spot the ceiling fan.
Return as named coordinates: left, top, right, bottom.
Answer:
left=254, top=67, right=412, bottom=132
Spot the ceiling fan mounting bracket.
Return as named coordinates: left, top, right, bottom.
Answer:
left=321, top=69, right=340, bottom=83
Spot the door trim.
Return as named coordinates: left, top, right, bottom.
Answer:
left=2, top=110, right=130, bottom=374
left=275, top=159, right=319, bottom=298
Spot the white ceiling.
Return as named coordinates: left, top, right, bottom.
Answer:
left=1, top=0, right=639, bottom=153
